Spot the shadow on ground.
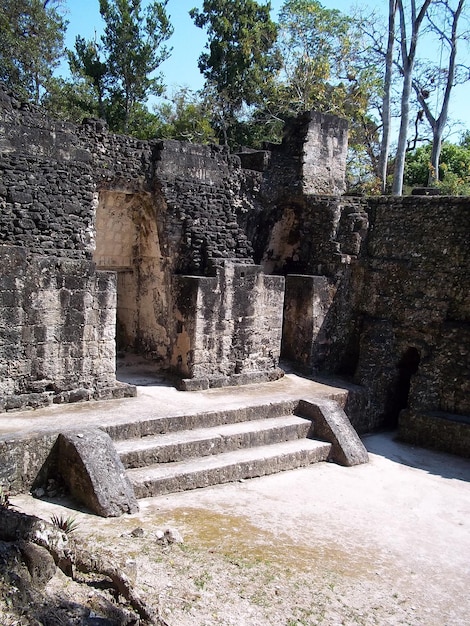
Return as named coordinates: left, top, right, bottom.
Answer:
left=363, top=431, right=470, bottom=482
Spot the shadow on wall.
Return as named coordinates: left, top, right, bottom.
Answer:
left=280, top=271, right=425, bottom=435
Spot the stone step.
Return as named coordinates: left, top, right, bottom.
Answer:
left=116, top=415, right=314, bottom=468
left=127, top=438, right=332, bottom=498
left=103, top=399, right=299, bottom=441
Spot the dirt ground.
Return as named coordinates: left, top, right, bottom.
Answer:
left=5, top=432, right=470, bottom=626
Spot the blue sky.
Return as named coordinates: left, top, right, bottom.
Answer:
left=63, top=1, right=370, bottom=92
left=62, top=0, right=469, bottom=132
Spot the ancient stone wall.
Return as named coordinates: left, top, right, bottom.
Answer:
left=259, top=190, right=469, bottom=434
left=0, top=246, right=124, bottom=410
left=1, top=81, right=468, bottom=455
left=356, top=196, right=470, bottom=430
left=154, top=140, right=254, bottom=276
left=0, top=84, right=280, bottom=407
left=173, top=261, right=285, bottom=389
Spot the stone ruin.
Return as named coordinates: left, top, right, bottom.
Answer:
left=0, top=86, right=469, bottom=457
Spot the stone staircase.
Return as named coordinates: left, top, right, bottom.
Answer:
left=111, top=400, right=333, bottom=498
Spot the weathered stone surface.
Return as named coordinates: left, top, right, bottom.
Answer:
left=0, top=245, right=134, bottom=410
left=57, top=429, right=139, bottom=517
left=173, top=260, right=285, bottom=386
left=398, top=410, right=470, bottom=458
left=282, top=275, right=336, bottom=367
left=1, top=81, right=468, bottom=459
left=298, top=399, right=369, bottom=466
left=19, top=541, right=56, bottom=587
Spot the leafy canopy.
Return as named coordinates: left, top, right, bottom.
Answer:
left=0, top=0, right=67, bottom=103
left=404, top=139, right=470, bottom=195
left=67, top=0, right=173, bottom=134
left=190, top=0, right=279, bottom=145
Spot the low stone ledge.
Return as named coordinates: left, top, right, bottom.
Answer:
left=0, top=383, right=136, bottom=413
left=178, top=368, right=285, bottom=391
left=398, top=409, right=470, bottom=458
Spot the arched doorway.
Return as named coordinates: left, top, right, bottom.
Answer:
left=93, top=189, right=172, bottom=367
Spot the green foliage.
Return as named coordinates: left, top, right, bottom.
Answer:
left=68, top=36, right=108, bottom=118
left=66, top=0, right=173, bottom=135
left=0, top=0, right=67, bottom=103
left=99, top=0, right=173, bottom=133
left=50, top=514, right=79, bottom=535
left=153, top=88, right=218, bottom=143
left=41, top=76, right=100, bottom=123
left=273, top=0, right=378, bottom=119
left=459, top=130, right=470, bottom=150
left=190, top=0, right=279, bottom=144
left=404, top=141, right=470, bottom=195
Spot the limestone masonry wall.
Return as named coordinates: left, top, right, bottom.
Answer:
left=0, top=246, right=121, bottom=410
left=0, top=83, right=468, bottom=459
left=358, top=196, right=470, bottom=432
left=0, top=84, right=279, bottom=407
left=259, top=191, right=469, bottom=435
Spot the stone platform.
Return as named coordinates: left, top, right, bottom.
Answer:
left=0, top=364, right=368, bottom=512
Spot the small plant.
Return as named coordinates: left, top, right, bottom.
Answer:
left=193, top=571, right=212, bottom=590
left=0, top=484, right=13, bottom=509
left=50, top=514, right=79, bottom=535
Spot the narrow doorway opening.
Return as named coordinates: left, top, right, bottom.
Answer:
left=385, top=347, right=421, bottom=429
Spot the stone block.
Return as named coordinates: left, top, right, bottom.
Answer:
left=298, top=399, right=368, bottom=466
left=57, top=429, right=139, bottom=517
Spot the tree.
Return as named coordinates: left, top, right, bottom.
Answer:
left=412, top=0, right=468, bottom=185
left=153, top=87, right=218, bottom=143
left=190, top=0, right=279, bottom=145
left=275, top=0, right=360, bottom=115
left=40, top=76, right=100, bottom=122
left=392, top=0, right=433, bottom=195
left=269, top=1, right=383, bottom=190
left=404, top=139, right=470, bottom=193
left=68, top=35, right=108, bottom=119
left=98, top=0, right=173, bottom=133
left=0, top=0, right=67, bottom=103
left=379, top=0, right=399, bottom=193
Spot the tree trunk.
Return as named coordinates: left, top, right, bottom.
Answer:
left=379, top=0, right=397, bottom=194
left=0, top=508, right=160, bottom=624
left=430, top=130, right=443, bottom=183
left=392, top=0, right=433, bottom=196
left=392, top=66, right=413, bottom=195
left=422, top=0, right=465, bottom=185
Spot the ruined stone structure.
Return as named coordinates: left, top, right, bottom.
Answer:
left=0, top=85, right=468, bottom=457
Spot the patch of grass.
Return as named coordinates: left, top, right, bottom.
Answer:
left=193, top=571, right=212, bottom=590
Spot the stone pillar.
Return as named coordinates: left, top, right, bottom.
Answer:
left=302, top=112, right=348, bottom=195
left=172, top=260, right=285, bottom=389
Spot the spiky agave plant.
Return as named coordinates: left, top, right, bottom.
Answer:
left=50, top=514, right=79, bottom=535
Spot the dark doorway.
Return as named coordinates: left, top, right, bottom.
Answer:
left=385, top=347, right=421, bottom=429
